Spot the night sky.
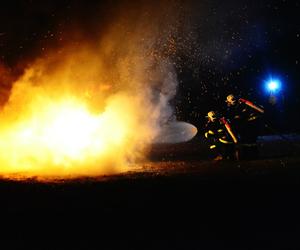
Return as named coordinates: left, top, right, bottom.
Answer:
left=1, top=0, right=300, bottom=132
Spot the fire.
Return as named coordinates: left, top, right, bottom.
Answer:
left=0, top=2, right=182, bottom=179
left=0, top=92, right=153, bottom=178
left=0, top=45, right=164, bottom=179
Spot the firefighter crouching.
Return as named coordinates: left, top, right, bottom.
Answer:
left=225, top=94, right=264, bottom=159
left=204, top=111, right=238, bottom=161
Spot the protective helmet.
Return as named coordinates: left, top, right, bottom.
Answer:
left=226, top=94, right=236, bottom=105
left=207, top=111, right=217, bottom=122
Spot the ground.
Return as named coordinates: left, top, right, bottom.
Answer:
left=1, top=136, right=300, bottom=249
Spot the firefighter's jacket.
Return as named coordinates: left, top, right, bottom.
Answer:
left=204, top=118, right=237, bottom=149
left=226, top=98, right=264, bottom=125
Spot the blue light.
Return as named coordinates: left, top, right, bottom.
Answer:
left=265, top=78, right=282, bottom=94
left=267, top=80, right=280, bottom=91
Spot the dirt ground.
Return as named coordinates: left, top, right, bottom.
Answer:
left=1, top=137, right=300, bottom=249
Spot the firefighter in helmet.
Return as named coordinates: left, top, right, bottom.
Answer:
left=225, top=94, right=264, bottom=158
left=204, top=111, right=238, bottom=161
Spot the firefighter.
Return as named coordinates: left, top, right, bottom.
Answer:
left=204, top=111, right=238, bottom=161
left=225, top=94, right=264, bottom=158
